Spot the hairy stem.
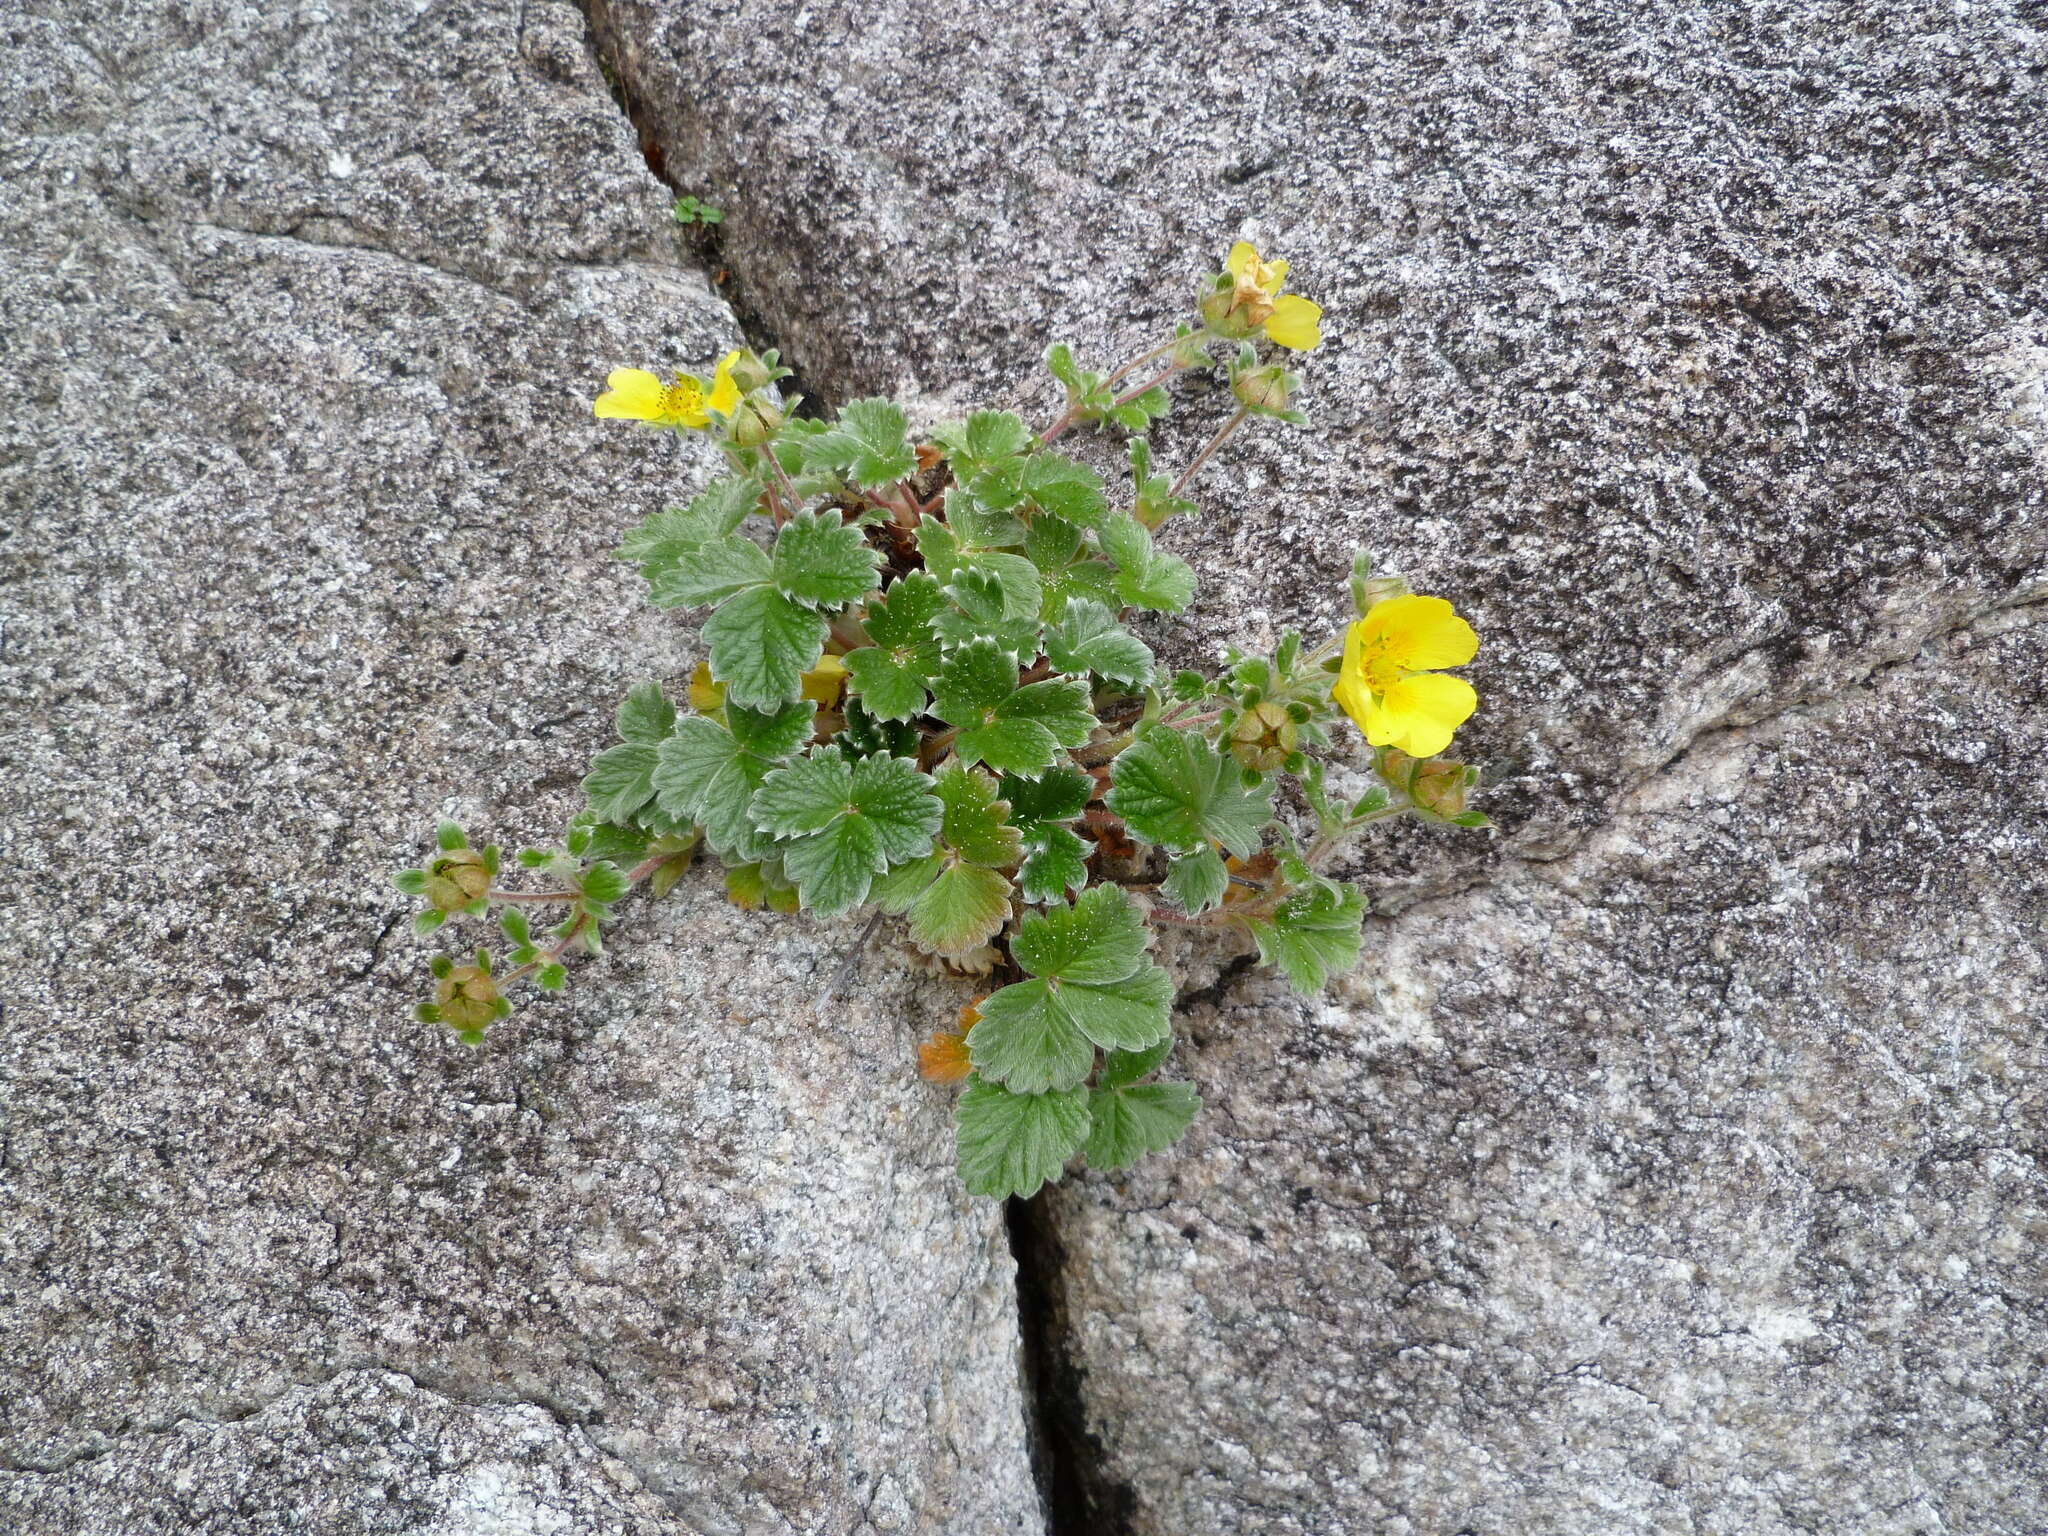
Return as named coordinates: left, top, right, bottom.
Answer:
left=1170, top=407, right=1248, bottom=499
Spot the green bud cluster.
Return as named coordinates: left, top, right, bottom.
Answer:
left=394, top=256, right=1489, bottom=1198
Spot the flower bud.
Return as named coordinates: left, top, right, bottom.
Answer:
left=424, top=849, right=491, bottom=913
left=1229, top=700, right=1299, bottom=772
left=727, top=392, right=783, bottom=447
left=1231, top=361, right=1296, bottom=416
left=1350, top=572, right=1412, bottom=617
left=1199, top=274, right=1271, bottom=340
left=725, top=349, right=774, bottom=394
left=435, top=962, right=501, bottom=1036
left=1379, top=748, right=1474, bottom=821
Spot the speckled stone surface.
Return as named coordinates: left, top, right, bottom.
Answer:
left=0, top=2, right=1039, bottom=1531
left=583, top=1, right=2048, bottom=1530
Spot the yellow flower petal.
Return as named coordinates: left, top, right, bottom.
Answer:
left=708, top=349, right=743, bottom=417
left=1374, top=673, right=1477, bottom=758
left=1226, top=241, right=1258, bottom=279
left=1332, top=620, right=1376, bottom=731
left=593, top=368, right=664, bottom=419
left=801, top=652, right=848, bottom=705
left=1364, top=595, right=1478, bottom=672
left=1264, top=292, right=1323, bottom=351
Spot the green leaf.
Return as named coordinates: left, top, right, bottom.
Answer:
left=931, top=640, right=1094, bottom=777
left=842, top=571, right=946, bottom=721
left=1161, top=845, right=1229, bottom=914
left=582, top=743, right=659, bottom=823
left=1085, top=1081, right=1200, bottom=1171
left=975, top=452, right=1109, bottom=528
left=1016, top=825, right=1090, bottom=904
left=704, top=585, right=830, bottom=709
left=1098, top=514, right=1196, bottom=612
left=748, top=747, right=941, bottom=916
left=1044, top=342, right=1085, bottom=392
left=1243, top=881, right=1368, bottom=993
left=393, top=868, right=428, bottom=896
left=772, top=509, right=882, bottom=609
left=869, top=850, right=944, bottom=912
left=616, top=682, right=677, bottom=746
left=1009, top=883, right=1150, bottom=984
left=909, top=860, right=1013, bottom=956
left=1002, top=765, right=1095, bottom=904
left=1129, top=439, right=1197, bottom=527
left=617, top=476, right=759, bottom=588
left=967, top=887, right=1172, bottom=1091
left=437, top=821, right=467, bottom=852
left=1098, top=1036, right=1174, bottom=1089
left=801, top=397, right=915, bottom=488
left=834, top=694, right=923, bottom=759
left=969, top=969, right=1174, bottom=1091
left=1043, top=598, right=1155, bottom=687
left=570, top=816, right=654, bottom=866
left=579, top=861, right=628, bottom=905
left=963, top=408, right=1034, bottom=465
left=648, top=534, right=772, bottom=608
left=1105, top=725, right=1273, bottom=857
left=652, top=701, right=815, bottom=860
left=934, top=566, right=1041, bottom=654
left=956, top=1078, right=1091, bottom=1200
left=933, top=761, right=1024, bottom=866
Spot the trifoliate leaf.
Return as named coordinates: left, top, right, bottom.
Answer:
left=909, top=861, right=1014, bottom=956
left=842, top=572, right=946, bottom=721
left=1043, top=598, right=1155, bottom=687
left=933, top=761, right=1024, bottom=867
left=1103, top=386, right=1172, bottom=434
left=956, top=1078, right=1091, bottom=1199
left=1044, top=342, right=1085, bottom=392
left=917, top=523, right=1044, bottom=624
left=801, top=397, right=915, bottom=488
left=1161, top=845, right=1229, bottom=914
left=648, top=534, right=772, bottom=608
left=616, top=681, right=678, bottom=746
left=1242, top=881, right=1368, bottom=994
left=703, top=585, right=830, bottom=709
left=1085, top=1081, right=1200, bottom=1171
left=1097, top=514, right=1195, bottom=612
left=967, top=887, right=1171, bottom=1091
left=582, top=743, right=659, bottom=823
left=771, top=509, right=882, bottom=609
left=931, top=640, right=1093, bottom=777
left=652, top=700, right=815, bottom=860
left=748, top=747, right=941, bottom=917
left=1106, top=725, right=1273, bottom=857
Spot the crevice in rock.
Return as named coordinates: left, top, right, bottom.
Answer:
left=574, top=0, right=825, bottom=415
left=1006, top=1194, right=1138, bottom=1536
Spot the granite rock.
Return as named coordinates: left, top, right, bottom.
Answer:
left=0, top=2, right=1038, bottom=1531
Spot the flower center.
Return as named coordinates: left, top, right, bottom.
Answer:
left=660, top=380, right=705, bottom=421
left=1358, top=635, right=1406, bottom=696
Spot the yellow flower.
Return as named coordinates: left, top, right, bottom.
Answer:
left=593, top=350, right=743, bottom=429
left=1332, top=595, right=1479, bottom=758
left=1224, top=241, right=1323, bottom=351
